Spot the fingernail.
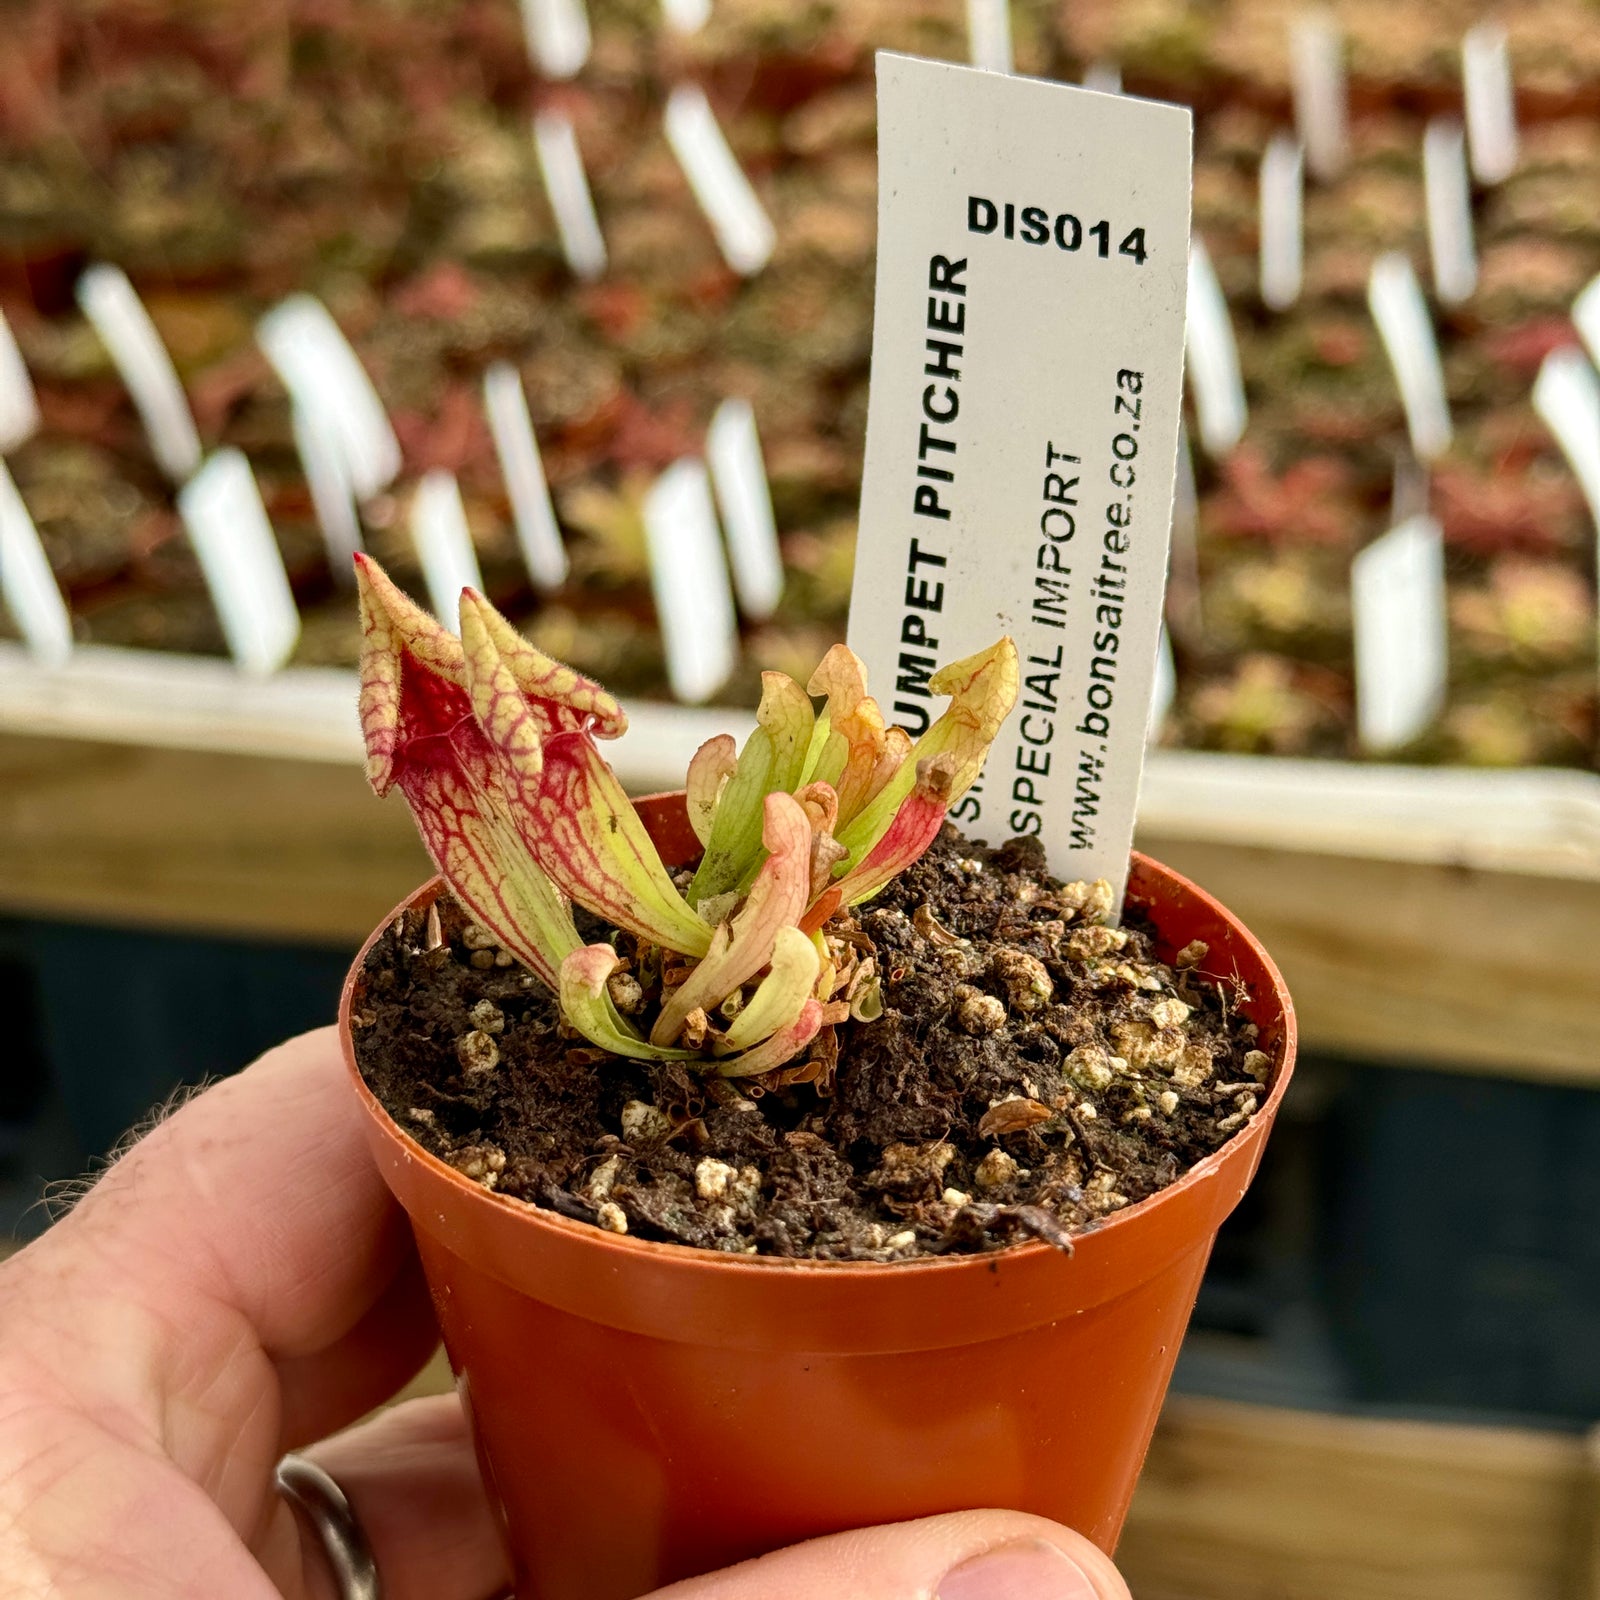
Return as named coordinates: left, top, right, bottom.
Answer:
left=938, top=1538, right=1100, bottom=1600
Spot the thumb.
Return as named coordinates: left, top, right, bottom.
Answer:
left=644, top=1510, right=1133, bottom=1600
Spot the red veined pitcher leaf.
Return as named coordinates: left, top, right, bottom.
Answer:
left=533, top=729, right=713, bottom=957
left=689, top=671, right=814, bottom=903
left=838, top=637, right=1018, bottom=861
left=797, top=885, right=843, bottom=937
left=794, top=780, right=850, bottom=900
left=460, top=590, right=547, bottom=813
left=397, top=760, right=580, bottom=991
left=757, top=670, right=816, bottom=795
left=862, top=725, right=914, bottom=810
left=831, top=755, right=956, bottom=909
left=356, top=552, right=472, bottom=796
left=685, top=734, right=738, bottom=848
left=652, top=791, right=812, bottom=1046
left=716, top=998, right=825, bottom=1079
left=459, top=587, right=626, bottom=739
left=356, top=559, right=581, bottom=986
left=714, top=926, right=822, bottom=1055
left=805, top=644, right=890, bottom=827
left=558, top=945, right=696, bottom=1061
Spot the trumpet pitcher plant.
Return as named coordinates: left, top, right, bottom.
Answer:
left=356, top=555, right=1019, bottom=1078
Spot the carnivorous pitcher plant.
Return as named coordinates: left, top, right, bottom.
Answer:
left=356, top=554, right=1019, bottom=1080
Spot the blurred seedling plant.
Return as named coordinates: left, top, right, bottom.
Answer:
left=356, top=555, right=1019, bottom=1080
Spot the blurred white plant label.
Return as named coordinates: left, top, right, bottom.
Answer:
left=1533, top=348, right=1600, bottom=537
left=533, top=109, right=607, bottom=282
left=1290, top=12, right=1348, bottom=182
left=847, top=54, right=1192, bottom=904
left=1532, top=348, right=1600, bottom=680
left=707, top=396, right=782, bottom=620
left=1185, top=238, right=1248, bottom=456
left=664, top=87, right=775, bottom=277
left=0, top=309, right=40, bottom=453
left=1368, top=253, right=1452, bottom=462
left=1573, top=273, right=1600, bottom=373
left=177, top=449, right=300, bottom=676
left=644, top=458, right=738, bottom=705
left=1351, top=514, right=1448, bottom=752
left=483, top=362, right=569, bottom=591
left=292, top=402, right=364, bottom=579
left=1258, top=135, right=1304, bottom=312
left=1462, top=24, right=1519, bottom=185
left=77, top=264, right=203, bottom=484
left=0, top=459, right=73, bottom=666
left=519, top=0, right=589, bottom=78
left=410, top=469, right=486, bottom=623
left=1147, top=625, right=1176, bottom=742
left=660, top=0, right=711, bottom=33
left=1423, top=118, right=1477, bottom=306
left=965, top=0, right=1013, bottom=74
left=1081, top=62, right=1123, bottom=95
left=258, top=295, right=401, bottom=501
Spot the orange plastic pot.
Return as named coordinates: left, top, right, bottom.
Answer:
left=340, top=792, right=1296, bottom=1600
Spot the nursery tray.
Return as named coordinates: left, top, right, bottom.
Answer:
left=1, top=642, right=1598, bottom=1085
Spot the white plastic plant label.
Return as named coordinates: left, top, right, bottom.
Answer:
left=965, top=0, right=1013, bottom=75
left=1462, top=24, right=1519, bottom=185
left=1573, top=273, right=1600, bottom=373
left=643, top=458, right=739, bottom=705
left=1423, top=118, right=1478, bottom=306
left=519, top=0, right=589, bottom=79
left=0, top=459, right=72, bottom=666
left=1258, top=135, right=1304, bottom=312
left=483, top=361, right=569, bottom=591
left=1368, top=253, right=1452, bottom=461
left=1390, top=450, right=1431, bottom=529
left=1147, top=626, right=1176, bottom=742
left=1533, top=349, right=1600, bottom=678
left=707, top=397, right=782, bottom=620
left=846, top=54, right=1192, bottom=905
left=1186, top=238, right=1248, bottom=457
left=410, top=469, right=486, bottom=624
left=1532, top=347, right=1600, bottom=537
left=1290, top=12, right=1349, bottom=183
left=1351, top=514, right=1448, bottom=753
left=1081, top=62, right=1123, bottom=95
left=177, top=449, right=300, bottom=676
left=292, top=402, right=364, bottom=580
left=0, top=308, right=40, bottom=454
left=257, top=295, right=401, bottom=501
left=1166, top=422, right=1203, bottom=643
left=533, top=109, right=608, bottom=282
left=664, top=86, right=776, bottom=277
left=661, top=0, right=711, bottom=33
left=76, top=264, right=202, bottom=483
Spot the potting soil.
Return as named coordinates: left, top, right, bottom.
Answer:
left=352, top=827, right=1270, bottom=1259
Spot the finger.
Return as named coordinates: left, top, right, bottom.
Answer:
left=272, top=1395, right=511, bottom=1600
left=0, top=1395, right=285, bottom=1600
left=5, top=1029, right=438, bottom=1523
left=274, top=1251, right=440, bottom=1451
left=645, top=1510, right=1132, bottom=1600
left=64, top=1027, right=405, bottom=1360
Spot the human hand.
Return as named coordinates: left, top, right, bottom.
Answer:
left=0, top=1028, right=1131, bottom=1600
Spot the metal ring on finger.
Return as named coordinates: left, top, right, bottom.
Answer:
left=276, top=1453, right=383, bottom=1600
